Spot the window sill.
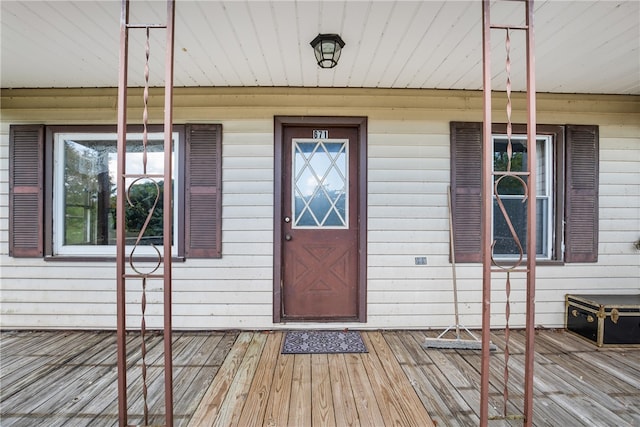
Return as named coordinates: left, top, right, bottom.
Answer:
left=488, top=259, right=565, bottom=267
left=44, top=256, right=186, bottom=263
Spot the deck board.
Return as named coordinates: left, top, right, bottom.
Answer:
left=236, top=332, right=282, bottom=427
left=358, top=341, right=410, bottom=426
left=262, top=338, right=294, bottom=427
left=171, top=334, right=224, bottom=418
left=403, top=331, right=481, bottom=426
left=363, top=332, right=435, bottom=427
left=187, top=332, right=253, bottom=426
left=343, top=352, right=385, bottom=426
left=215, top=333, right=267, bottom=427
left=383, top=331, right=465, bottom=427
left=327, top=354, right=359, bottom=427
left=288, top=354, right=312, bottom=427
left=310, top=354, right=335, bottom=427
left=2, top=329, right=640, bottom=426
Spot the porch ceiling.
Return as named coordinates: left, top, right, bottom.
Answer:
left=1, top=1, right=638, bottom=94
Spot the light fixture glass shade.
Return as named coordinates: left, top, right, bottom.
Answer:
left=310, top=34, right=345, bottom=69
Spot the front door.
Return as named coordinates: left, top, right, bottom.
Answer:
left=274, top=117, right=367, bottom=322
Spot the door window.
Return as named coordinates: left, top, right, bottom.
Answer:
left=292, top=139, right=348, bottom=228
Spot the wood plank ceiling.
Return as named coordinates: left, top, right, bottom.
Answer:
left=1, top=0, right=639, bottom=94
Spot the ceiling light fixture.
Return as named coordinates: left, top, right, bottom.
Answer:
left=310, top=34, right=345, bottom=69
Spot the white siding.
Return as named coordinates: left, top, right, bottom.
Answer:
left=0, top=88, right=638, bottom=330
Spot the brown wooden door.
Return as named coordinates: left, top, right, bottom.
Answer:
left=281, top=125, right=360, bottom=320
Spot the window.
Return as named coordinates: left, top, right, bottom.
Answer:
left=492, top=134, right=553, bottom=259
left=53, top=131, right=178, bottom=256
left=293, top=139, right=348, bottom=228
left=450, top=122, right=599, bottom=263
left=9, top=124, right=222, bottom=259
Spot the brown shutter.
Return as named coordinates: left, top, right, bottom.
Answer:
left=185, top=124, right=222, bottom=258
left=9, top=125, right=44, bottom=257
left=450, top=122, right=482, bottom=262
left=565, top=125, right=599, bottom=263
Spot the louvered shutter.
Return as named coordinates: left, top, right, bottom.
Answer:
left=185, top=124, right=222, bottom=258
left=9, top=125, right=44, bottom=257
left=565, top=125, right=599, bottom=263
left=450, top=122, right=482, bottom=262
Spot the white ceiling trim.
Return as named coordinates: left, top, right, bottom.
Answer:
left=1, top=0, right=638, bottom=94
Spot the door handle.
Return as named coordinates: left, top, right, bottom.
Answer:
left=284, top=216, right=291, bottom=223
left=285, top=234, right=292, bottom=241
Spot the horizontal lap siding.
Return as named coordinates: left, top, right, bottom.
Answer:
left=596, top=129, right=639, bottom=262
left=173, top=132, right=274, bottom=329
left=1, top=88, right=639, bottom=330
left=368, top=130, right=456, bottom=328
left=533, top=126, right=640, bottom=327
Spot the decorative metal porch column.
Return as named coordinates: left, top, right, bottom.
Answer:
left=481, top=0, right=536, bottom=425
left=116, top=1, right=175, bottom=426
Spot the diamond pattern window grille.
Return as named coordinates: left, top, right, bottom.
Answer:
left=293, top=139, right=348, bottom=228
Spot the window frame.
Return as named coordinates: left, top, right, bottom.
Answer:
left=291, top=137, right=350, bottom=230
left=494, top=124, right=566, bottom=263
left=491, top=124, right=565, bottom=263
left=51, top=129, right=181, bottom=257
left=490, top=132, right=556, bottom=261
left=44, top=125, right=186, bottom=259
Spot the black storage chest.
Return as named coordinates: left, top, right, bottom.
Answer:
left=565, top=294, right=640, bottom=347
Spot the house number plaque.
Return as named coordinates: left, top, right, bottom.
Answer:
left=313, top=129, right=328, bottom=139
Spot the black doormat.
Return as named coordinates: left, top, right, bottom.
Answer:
left=282, top=330, right=368, bottom=354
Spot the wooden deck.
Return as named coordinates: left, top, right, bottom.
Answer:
left=1, top=329, right=639, bottom=426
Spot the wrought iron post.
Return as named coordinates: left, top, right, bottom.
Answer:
left=480, top=2, right=492, bottom=423
left=481, top=1, right=537, bottom=425
left=115, top=2, right=129, bottom=425
left=163, top=2, right=176, bottom=425
left=523, top=2, right=537, bottom=422
left=116, top=1, right=175, bottom=425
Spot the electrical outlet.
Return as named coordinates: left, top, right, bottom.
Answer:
left=415, top=256, right=427, bottom=265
